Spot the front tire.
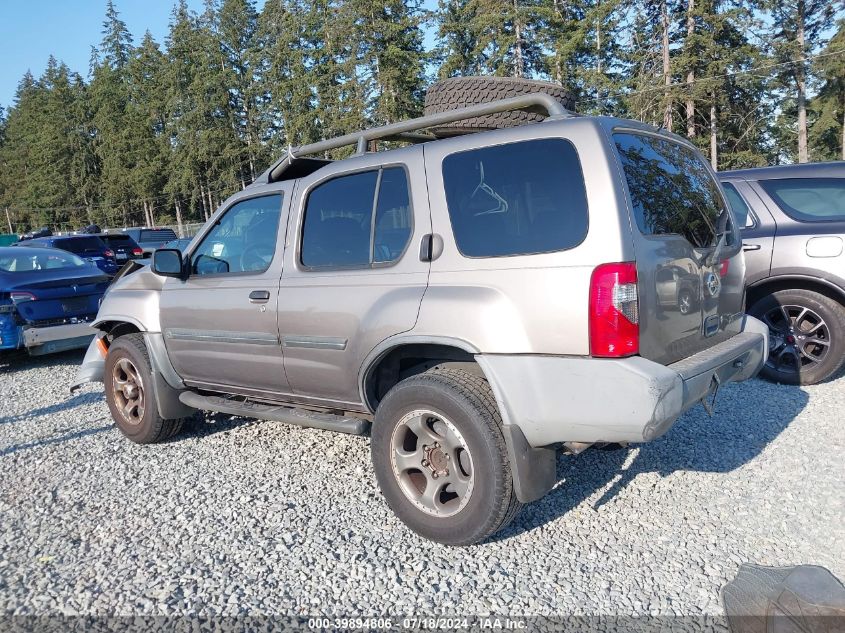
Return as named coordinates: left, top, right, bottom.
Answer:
left=104, top=334, right=185, bottom=443
left=371, top=367, right=521, bottom=545
left=750, top=289, right=845, bottom=385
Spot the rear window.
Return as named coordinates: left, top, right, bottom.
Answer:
left=53, top=237, right=106, bottom=253
left=0, top=250, right=87, bottom=272
left=101, top=235, right=131, bottom=244
left=759, top=178, right=845, bottom=222
left=139, top=229, right=178, bottom=242
left=615, top=132, right=728, bottom=248
left=441, top=138, right=589, bottom=257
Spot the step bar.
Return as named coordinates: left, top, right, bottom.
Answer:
left=178, top=392, right=369, bottom=436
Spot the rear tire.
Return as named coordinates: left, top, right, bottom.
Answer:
left=749, top=288, right=845, bottom=385
left=423, top=76, right=575, bottom=138
left=104, top=334, right=185, bottom=443
left=371, top=367, right=522, bottom=545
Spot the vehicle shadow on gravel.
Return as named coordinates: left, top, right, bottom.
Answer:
left=180, top=411, right=265, bottom=440
left=492, top=379, right=810, bottom=542
left=0, top=391, right=103, bottom=425
left=0, top=422, right=114, bottom=457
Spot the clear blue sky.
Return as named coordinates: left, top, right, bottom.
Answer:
left=0, top=1, right=210, bottom=107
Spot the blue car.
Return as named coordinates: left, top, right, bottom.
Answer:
left=0, top=246, right=109, bottom=356
left=23, top=235, right=119, bottom=276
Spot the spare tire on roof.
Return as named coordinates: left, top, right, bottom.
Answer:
left=423, top=76, right=576, bottom=138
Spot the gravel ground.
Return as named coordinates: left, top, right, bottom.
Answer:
left=0, top=350, right=843, bottom=620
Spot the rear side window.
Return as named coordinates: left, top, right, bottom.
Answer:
left=759, top=178, right=845, bottom=222
left=301, top=167, right=412, bottom=268
left=442, top=139, right=588, bottom=257
left=722, top=182, right=753, bottom=228
left=615, top=132, right=727, bottom=248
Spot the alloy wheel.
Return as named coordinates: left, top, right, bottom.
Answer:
left=111, top=357, right=145, bottom=425
left=390, top=410, right=474, bottom=518
left=762, top=304, right=831, bottom=377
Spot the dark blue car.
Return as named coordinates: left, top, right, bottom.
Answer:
left=0, top=246, right=109, bottom=356
left=23, top=235, right=119, bottom=276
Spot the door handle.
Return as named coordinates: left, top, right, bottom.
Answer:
left=419, top=234, right=444, bottom=262
left=249, top=290, right=270, bottom=304
left=742, top=242, right=761, bottom=252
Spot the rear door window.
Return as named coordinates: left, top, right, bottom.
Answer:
left=441, top=138, right=588, bottom=257
left=301, top=167, right=412, bottom=268
left=614, top=132, right=728, bottom=248
left=759, top=178, right=845, bottom=222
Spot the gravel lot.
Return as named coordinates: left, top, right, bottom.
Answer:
left=0, top=350, right=843, bottom=620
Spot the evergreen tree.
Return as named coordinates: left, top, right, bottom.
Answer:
left=348, top=0, right=427, bottom=124
left=126, top=31, right=170, bottom=226
left=810, top=21, right=845, bottom=161
left=254, top=0, right=318, bottom=152
left=768, top=0, right=835, bottom=163
left=435, top=0, right=482, bottom=78
left=89, top=0, right=137, bottom=227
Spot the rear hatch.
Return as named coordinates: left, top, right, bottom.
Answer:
left=613, top=130, right=744, bottom=365
left=101, top=235, right=142, bottom=262
left=53, top=236, right=114, bottom=261
left=7, top=275, right=107, bottom=325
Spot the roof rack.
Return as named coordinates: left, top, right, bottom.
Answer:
left=266, top=92, right=574, bottom=183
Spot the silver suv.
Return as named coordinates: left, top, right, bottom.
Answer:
left=74, top=80, right=768, bottom=544
left=720, top=162, right=845, bottom=385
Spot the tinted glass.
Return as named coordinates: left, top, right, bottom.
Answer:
left=0, top=250, right=87, bottom=272
left=722, top=182, right=753, bottom=228
left=615, top=133, right=728, bottom=248
left=759, top=178, right=845, bottom=222
left=301, top=171, right=378, bottom=267
left=373, top=168, right=412, bottom=263
left=54, top=237, right=107, bottom=254
left=140, top=229, right=178, bottom=241
left=191, top=194, right=282, bottom=275
left=442, top=139, right=588, bottom=257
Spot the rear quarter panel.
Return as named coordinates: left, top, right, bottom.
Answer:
left=418, top=118, right=634, bottom=355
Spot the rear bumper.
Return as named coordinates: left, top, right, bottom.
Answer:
left=477, top=315, right=769, bottom=447
left=22, top=322, right=97, bottom=356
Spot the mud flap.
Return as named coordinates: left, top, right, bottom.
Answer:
left=722, top=563, right=845, bottom=633
left=502, top=424, right=557, bottom=503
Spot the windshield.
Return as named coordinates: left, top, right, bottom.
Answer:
left=0, top=250, right=89, bottom=272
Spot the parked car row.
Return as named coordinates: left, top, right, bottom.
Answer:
left=0, top=246, right=109, bottom=355
left=1, top=228, right=181, bottom=356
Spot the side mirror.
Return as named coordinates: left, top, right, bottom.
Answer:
left=152, top=249, right=184, bottom=278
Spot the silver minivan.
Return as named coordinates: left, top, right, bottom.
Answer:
left=74, top=79, right=768, bottom=544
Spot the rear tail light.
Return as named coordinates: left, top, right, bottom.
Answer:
left=10, top=291, right=37, bottom=303
left=719, top=259, right=729, bottom=278
left=589, top=262, right=639, bottom=358
left=104, top=249, right=115, bottom=258
left=132, top=248, right=143, bottom=256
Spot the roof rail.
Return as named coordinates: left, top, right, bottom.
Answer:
left=266, top=92, right=574, bottom=182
